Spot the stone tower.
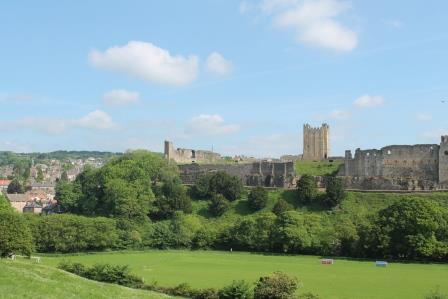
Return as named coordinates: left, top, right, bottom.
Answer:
left=439, top=135, right=448, bottom=187
left=164, top=140, right=174, bottom=161
left=302, top=123, right=330, bottom=160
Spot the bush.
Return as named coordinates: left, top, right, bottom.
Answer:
left=32, top=214, right=118, bottom=253
left=0, top=211, right=34, bottom=257
left=58, top=261, right=144, bottom=289
left=209, top=194, right=231, bottom=217
left=253, top=272, right=299, bottom=299
left=272, top=199, right=293, bottom=216
left=193, top=288, right=219, bottom=299
left=194, top=172, right=244, bottom=201
left=296, top=175, right=317, bottom=204
left=248, top=187, right=268, bottom=211
left=219, top=280, right=252, bottom=299
left=324, top=176, right=345, bottom=208
left=425, top=288, right=448, bottom=299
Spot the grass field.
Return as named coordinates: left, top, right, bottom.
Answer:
left=0, top=260, right=172, bottom=299
left=295, top=160, right=343, bottom=176
left=41, top=250, right=448, bottom=299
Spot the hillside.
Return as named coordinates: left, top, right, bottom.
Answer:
left=0, top=260, right=172, bottom=299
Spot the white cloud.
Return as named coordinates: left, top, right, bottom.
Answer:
left=0, top=110, right=117, bottom=134
left=75, top=110, right=117, bottom=130
left=205, top=52, right=234, bottom=75
left=89, top=41, right=199, bottom=86
left=261, top=0, right=358, bottom=51
left=102, top=89, right=139, bottom=107
left=416, top=113, right=432, bottom=122
left=185, top=114, right=240, bottom=136
left=354, top=94, right=385, bottom=108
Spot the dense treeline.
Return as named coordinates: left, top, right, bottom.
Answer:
left=1, top=150, right=448, bottom=262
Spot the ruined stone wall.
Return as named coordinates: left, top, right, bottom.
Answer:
left=341, top=143, right=442, bottom=190
left=439, top=136, right=448, bottom=187
left=178, top=161, right=296, bottom=188
left=164, top=140, right=221, bottom=164
left=303, top=123, right=330, bottom=160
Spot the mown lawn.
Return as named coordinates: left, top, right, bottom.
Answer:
left=0, top=260, right=172, bottom=299
left=41, top=250, right=448, bottom=299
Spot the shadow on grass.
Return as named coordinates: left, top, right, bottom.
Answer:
left=233, top=200, right=253, bottom=216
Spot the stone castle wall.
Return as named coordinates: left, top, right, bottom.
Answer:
left=178, top=161, right=296, bottom=188
left=340, top=136, right=448, bottom=190
left=303, top=123, right=330, bottom=160
left=164, top=141, right=221, bottom=164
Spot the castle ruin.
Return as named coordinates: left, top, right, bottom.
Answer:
left=164, top=141, right=221, bottom=164
left=302, top=123, right=330, bottom=160
left=339, top=136, right=448, bottom=190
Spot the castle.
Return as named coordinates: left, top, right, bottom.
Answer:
left=163, top=140, right=295, bottom=188
left=339, top=136, right=448, bottom=190
left=164, top=140, right=221, bottom=164
left=302, top=123, right=330, bottom=160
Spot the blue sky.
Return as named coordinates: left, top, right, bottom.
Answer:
left=1, top=0, right=447, bottom=157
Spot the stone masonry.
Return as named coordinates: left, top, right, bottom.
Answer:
left=302, top=123, right=330, bottom=160
left=340, top=135, right=448, bottom=190
left=164, top=140, right=221, bottom=164
left=178, top=161, right=296, bottom=188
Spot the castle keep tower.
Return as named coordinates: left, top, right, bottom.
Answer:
left=302, top=123, right=330, bottom=160
left=439, top=135, right=448, bottom=187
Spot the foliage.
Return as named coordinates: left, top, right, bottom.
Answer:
left=373, top=198, right=448, bottom=260
left=218, top=280, right=252, bottom=299
left=6, top=178, right=25, bottom=194
left=323, top=175, right=346, bottom=208
left=36, top=166, right=44, bottom=182
left=29, top=214, right=118, bottom=253
left=0, top=194, right=13, bottom=212
left=296, top=175, right=317, bottom=204
left=58, top=261, right=144, bottom=288
left=151, top=179, right=192, bottom=220
left=272, top=199, right=293, bottom=216
left=0, top=211, right=34, bottom=257
left=425, top=288, right=448, bottom=299
left=209, top=194, right=231, bottom=217
left=56, top=150, right=181, bottom=222
left=194, top=172, right=244, bottom=201
left=253, top=271, right=299, bottom=299
left=248, top=187, right=268, bottom=211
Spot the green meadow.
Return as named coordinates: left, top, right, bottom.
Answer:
left=295, top=160, right=343, bottom=176
left=0, top=260, right=172, bottom=299
left=41, top=250, right=448, bottom=299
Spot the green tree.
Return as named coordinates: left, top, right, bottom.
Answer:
left=248, top=187, right=268, bottom=211
left=152, top=180, right=192, bottom=220
left=218, top=280, right=252, bottom=299
left=0, top=194, right=12, bottom=212
left=296, top=175, right=317, bottom=204
left=374, top=198, right=448, bottom=259
left=60, top=170, right=69, bottom=182
left=253, top=272, right=299, bottom=299
left=0, top=211, right=34, bottom=257
left=36, top=166, right=44, bottom=182
left=7, top=178, right=25, bottom=194
left=195, top=172, right=244, bottom=201
left=323, top=176, right=345, bottom=208
left=55, top=180, right=81, bottom=212
left=272, top=199, right=293, bottom=216
left=209, top=194, right=230, bottom=217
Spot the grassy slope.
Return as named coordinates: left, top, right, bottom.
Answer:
left=295, top=160, right=343, bottom=176
left=0, top=260, right=172, bottom=299
left=42, top=250, right=448, bottom=299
